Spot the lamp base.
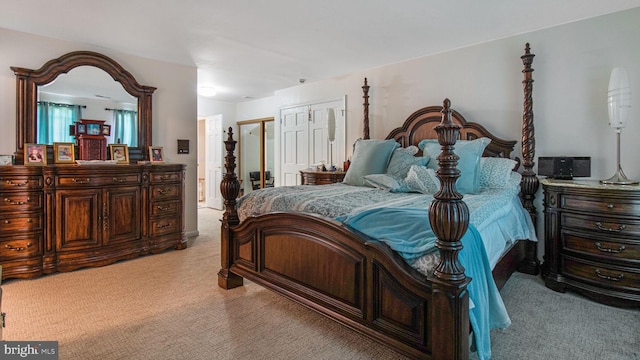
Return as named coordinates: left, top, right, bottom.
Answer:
left=601, top=167, right=639, bottom=185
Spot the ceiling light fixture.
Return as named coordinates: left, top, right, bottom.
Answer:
left=198, top=86, right=217, bottom=97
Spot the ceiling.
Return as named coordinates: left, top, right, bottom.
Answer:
left=2, top=1, right=640, bottom=103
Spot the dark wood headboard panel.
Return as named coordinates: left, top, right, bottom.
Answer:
left=384, top=104, right=517, bottom=159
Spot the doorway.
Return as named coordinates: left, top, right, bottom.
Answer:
left=197, top=115, right=223, bottom=210
left=237, top=117, right=275, bottom=196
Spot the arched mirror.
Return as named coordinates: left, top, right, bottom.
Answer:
left=11, top=51, right=156, bottom=164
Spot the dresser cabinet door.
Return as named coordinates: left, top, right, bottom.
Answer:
left=104, top=186, right=141, bottom=245
left=55, top=189, right=101, bottom=251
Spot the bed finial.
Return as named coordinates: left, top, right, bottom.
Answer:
left=362, top=77, right=370, bottom=140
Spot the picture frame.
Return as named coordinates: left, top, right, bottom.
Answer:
left=0, top=155, right=14, bottom=166
left=76, top=124, right=86, bottom=134
left=102, top=124, right=111, bottom=136
left=87, top=123, right=101, bottom=135
left=149, top=146, right=164, bottom=164
left=53, top=142, right=75, bottom=164
left=109, top=144, right=129, bottom=164
left=24, top=143, right=47, bottom=166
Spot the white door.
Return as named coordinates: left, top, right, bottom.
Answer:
left=280, top=106, right=309, bottom=185
left=205, top=115, right=223, bottom=209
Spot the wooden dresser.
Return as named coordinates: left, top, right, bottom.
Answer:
left=0, top=163, right=186, bottom=280
left=300, top=170, right=346, bottom=185
left=541, top=179, right=640, bottom=307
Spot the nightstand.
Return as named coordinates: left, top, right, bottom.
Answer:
left=299, top=170, right=345, bottom=185
left=541, top=179, right=640, bottom=307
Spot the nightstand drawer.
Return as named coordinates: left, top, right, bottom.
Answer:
left=562, top=257, right=640, bottom=293
left=563, top=232, right=640, bottom=262
left=561, top=194, right=640, bottom=216
left=562, top=213, right=640, bottom=237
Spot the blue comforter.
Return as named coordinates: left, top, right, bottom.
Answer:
left=337, top=207, right=510, bottom=360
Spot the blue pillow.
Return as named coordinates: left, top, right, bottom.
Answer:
left=343, top=139, right=400, bottom=186
left=419, top=137, right=491, bottom=194
left=405, top=165, right=441, bottom=194
left=364, top=174, right=409, bottom=192
left=385, top=146, right=430, bottom=179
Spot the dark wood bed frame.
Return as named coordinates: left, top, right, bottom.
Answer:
left=217, top=44, right=540, bottom=360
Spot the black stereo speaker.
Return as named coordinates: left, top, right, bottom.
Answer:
left=538, top=156, right=591, bottom=179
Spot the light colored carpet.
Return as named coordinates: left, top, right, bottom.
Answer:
left=2, top=208, right=639, bottom=359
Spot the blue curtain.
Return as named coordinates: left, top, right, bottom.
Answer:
left=37, top=102, right=82, bottom=143
left=113, top=109, right=138, bottom=146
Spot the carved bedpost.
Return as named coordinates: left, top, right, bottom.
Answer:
left=217, top=127, right=244, bottom=289
left=428, top=99, right=471, bottom=360
left=518, top=43, right=541, bottom=275
left=362, top=78, right=370, bottom=140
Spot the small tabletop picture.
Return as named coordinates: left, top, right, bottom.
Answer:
left=24, top=143, right=47, bottom=165
left=53, top=142, right=75, bottom=164
left=109, top=144, right=129, bottom=164
left=149, top=146, right=164, bottom=164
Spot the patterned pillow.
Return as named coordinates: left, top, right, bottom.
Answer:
left=479, top=157, right=517, bottom=188
left=385, top=146, right=430, bottom=179
left=343, top=139, right=400, bottom=186
left=419, top=137, right=491, bottom=194
left=405, top=165, right=441, bottom=194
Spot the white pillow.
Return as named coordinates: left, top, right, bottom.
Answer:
left=479, top=157, right=517, bottom=188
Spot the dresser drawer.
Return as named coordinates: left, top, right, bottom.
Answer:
left=150, top=172, right=182, bottom=184
left=0, top=192, right=43, bottom=212
left=150, top=184, right=180, bottom=201
left=0, top=214, right=43, bottom=233
left=562, top=256, right=640, bottom=293
left=0, top=176, right=43, bottom=190
left=562, top=232, right=640, bottom=262
left=149, top=218, right=180, bottom=237
left=562, top=213, right=640, bottom=237
left=56, top=174, right=141, bottom=187
left=561, top=194, right=640, bottom=216
left=0, top=235, right=42, bottom=258
left=150, top=200, right=180, bottom=217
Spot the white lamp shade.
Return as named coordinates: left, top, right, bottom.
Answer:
left=608, top=67, right=631, bottom=128
left=326, top=108, right=336, bottom=142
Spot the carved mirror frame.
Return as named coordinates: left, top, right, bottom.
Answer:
left=11, top=51, right=156, bottom=164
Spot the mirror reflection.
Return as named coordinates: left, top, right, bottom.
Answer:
left=37, top=66, right=138, bottom=146
left=238, top=118, right=275, bottom=195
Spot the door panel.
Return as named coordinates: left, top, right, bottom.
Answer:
left=56, top=189, right=101, bottom=251
left=105, top=186, right=141, bottom=245
left=281, top=107, right=309, bottom=186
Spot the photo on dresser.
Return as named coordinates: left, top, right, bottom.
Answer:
left=0, top=155, right=13, bottom=166
left=53, top=142, right=75, bottom=164
left=24, top=144, right=47, bottom=166
left=109, top=144, right=129, bottom=164
left=149, top=146, right=164, bottom=164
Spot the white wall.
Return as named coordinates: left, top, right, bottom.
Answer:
left=242, top=8, right=640, bottom=258
left=0, top=27, right=199, bottom=236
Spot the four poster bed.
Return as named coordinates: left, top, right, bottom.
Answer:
left=218, top=44, right=540, bottom=359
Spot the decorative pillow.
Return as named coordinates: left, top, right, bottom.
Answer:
left=419, top=137, right=491, bottom=194
left=342, top=139, right=400, bottom=186
left=479, top=157, right=517, bottom=189
left=405, top=165, right=441, bottom=194
left=385, top=146, right=430, bottom=179
left=364, top=174, right=409, bottom=192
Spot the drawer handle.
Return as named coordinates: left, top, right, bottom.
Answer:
left=156, top=223, right=173, bottom=229
left=595, top=222, right=626, bottom=232
left=157, top=205, right=172, bottom=211
left=72, top=178, right=91, bottom=184
left=3, top=197, right=30, bottom=205
left=157, top=188, right=171, bottom=195
left=594, top=269, right=624, bottom=282
left=607, top=203, right=614, bottom=209
left=3, top=220, right=9, bottom=224
left=158, top=176, right=172, bottom=181
left=5, top=180, right=29, bottom=186
left=595, top=242, right=626, bottom=253
left=112, top=177, right=128, bottom=183
left=5, top=242, right=32, bottom=252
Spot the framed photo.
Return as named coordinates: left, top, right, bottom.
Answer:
left=24, top=143, right=47, bottom=166
left=76, top=124, right=86, bottom=134
left=109, top=144, right=129, bottom=164
left=53, top=142, right=75, bottom=164
left=102, top=124, right=111, bottom=136
left=0, top=155, right=14, bottom=166
left=149, top=146, right=164, bottom=163
left=87, top=123, right=101, bottom=135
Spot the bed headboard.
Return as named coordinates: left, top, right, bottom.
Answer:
left=384, top=103, right=517, bottom=159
